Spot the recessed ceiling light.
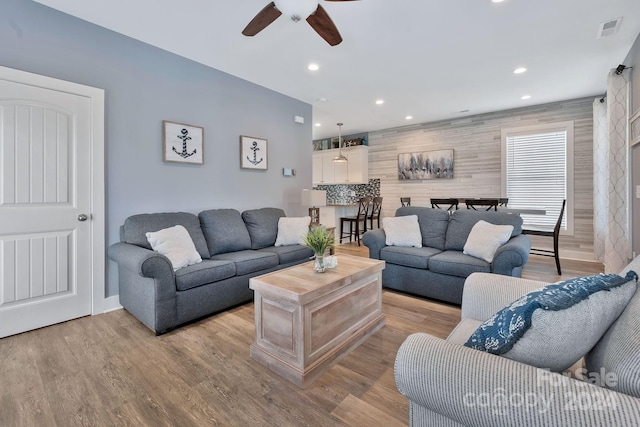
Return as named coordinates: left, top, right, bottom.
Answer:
left=307, top=63, right=319, bottom=71
left=521, top=95, right=531, bottom=100
left=492, top=0, right=505, bottom=3
left=405, top=115, right=413, bottom=120
left=514, top=67, right=527, bottom=74
left=375, top=99, right=384, bottom=105
left=314, top=123, right=322, bottom=127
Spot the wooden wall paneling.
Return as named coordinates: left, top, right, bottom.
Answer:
left=367, top=97, right=596, bottom=261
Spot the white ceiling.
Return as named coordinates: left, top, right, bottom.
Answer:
left=34, top=0, right=640, bottom=140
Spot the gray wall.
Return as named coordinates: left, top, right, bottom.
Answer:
left=0, top=0, right=313, bottom=297
left=625, top=33, right=640, bottom=256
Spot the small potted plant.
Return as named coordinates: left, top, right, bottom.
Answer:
left=302, top=225, right=335, bottom=273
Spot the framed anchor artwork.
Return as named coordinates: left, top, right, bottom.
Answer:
left=163, top=120, right=204, bottom=165
left=240, top=135, right=268, bottom=170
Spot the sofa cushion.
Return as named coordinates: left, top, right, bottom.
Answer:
left=123, top=212, right=210, bottom=259
left=380, top=246, right=441, bottom=269
left=146, top=225, right=202, bottom=271
left=274, top=216, right=311, bottom=246
left=211, top=250, right=279, bottom=275
left=586, top=270, right=640, bottom=397
left=242, top=208, right=286, bottom=249
left=447, top=318, right=483, bottom=346
left=199, top=209, right=252, bottom=255
left=259, top=245, right=313, bottom=265
left=395, top=206, right=450, bottom=250
left=174, top=260, right=236, bottom=291
left=445, top=209, right=522, bottom=251
left=463, top=220, right=514, bottom=263
left=465, top=272, right=637, bottom=372
left=383, top=215, right=422, bottom=247
left=428, top=251, right=491, bottom=278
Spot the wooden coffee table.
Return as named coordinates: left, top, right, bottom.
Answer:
left=249, top=254, right=385, bottom=388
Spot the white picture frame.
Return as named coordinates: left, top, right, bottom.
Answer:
left=163, top=120, right=204, bottom=164
left=240, top=135, right=268, bottom=170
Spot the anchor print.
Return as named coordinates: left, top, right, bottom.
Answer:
left=172, top=128, right=197, bottom=158
left=246, top=141, right=264, bottom=166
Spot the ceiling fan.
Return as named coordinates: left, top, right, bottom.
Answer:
left=242, top=0, right=359, bottom=46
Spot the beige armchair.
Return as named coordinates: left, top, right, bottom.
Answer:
left=394, top=271, right=640, bottom=427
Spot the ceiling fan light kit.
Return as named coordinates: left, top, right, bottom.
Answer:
left=242, top=0, right=360, bottom=46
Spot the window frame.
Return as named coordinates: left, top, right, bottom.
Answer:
left=500, top=121, right=574, bottom=235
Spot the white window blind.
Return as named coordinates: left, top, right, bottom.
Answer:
left=505, top=130, right=567, bottom=229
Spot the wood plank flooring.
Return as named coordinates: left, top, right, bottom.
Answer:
left=0, top=244, right=602, bottom=427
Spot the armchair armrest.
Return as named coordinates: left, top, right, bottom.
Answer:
left=461, top=272, right=547, bottom=321
left=395, top=333, right=640, bottom=427
left=362, top=229, right=387, bottom=259
left=491, top=234, right=531, bottom=276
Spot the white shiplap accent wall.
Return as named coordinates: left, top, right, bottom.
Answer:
left=368, top=97, right=596, bottom=261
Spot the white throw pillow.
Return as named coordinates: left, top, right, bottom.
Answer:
left=274, top=216, right=311, bottom=246
left=146, top=225, right=202, bottom=271
left=463, top=220, right=514, bottom=262
left=383, top=215, right=422, bottom=248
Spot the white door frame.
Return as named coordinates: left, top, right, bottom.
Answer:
left=0, top=65, right=106, bottom=315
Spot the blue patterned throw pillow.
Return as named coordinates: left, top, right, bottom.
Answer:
left=464, top=271, right=638, bottom=371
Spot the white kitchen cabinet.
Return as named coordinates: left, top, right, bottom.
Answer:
left=312, top=145, right=368, bottom=185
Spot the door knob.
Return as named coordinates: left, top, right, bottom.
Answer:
left=78, top=214, right=88, bottom=222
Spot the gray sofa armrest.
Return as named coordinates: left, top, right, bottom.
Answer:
left=108, top=242, right=177, bottom=333
left=395, top=333, right=640, bottom=427
left=362, top=229, right=387, bottom=259
left=491, top=234, right=531, bottom=276
left=461, top=272, right=547, bottom=321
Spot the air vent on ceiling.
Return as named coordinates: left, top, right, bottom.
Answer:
left=597, top=17, right=622, bottom=39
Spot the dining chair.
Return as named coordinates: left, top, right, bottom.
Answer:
left=465, top=198, right=499, bottom=211
left=400, top=197, right=411, bottom=207
left=498, top=198, right=509, bottom=207
left=522, top=199, right=566, bottom=275
left=368, top=196, right=383, bottom=230
left=430, top=198, right=459, bottom=212
left=339, top=197, right=371, bottom=246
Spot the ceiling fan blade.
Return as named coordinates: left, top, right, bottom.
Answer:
left=306, top=5, right=343, bottom=46
left=242, top=2, right=282, bottom=37
left=324, top=0, right=360, bottom=2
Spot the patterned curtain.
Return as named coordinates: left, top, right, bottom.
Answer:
left=593, top=70, right=631, bottom=273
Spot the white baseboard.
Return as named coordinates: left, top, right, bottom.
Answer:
left=102, top=295, right=122, bottom=313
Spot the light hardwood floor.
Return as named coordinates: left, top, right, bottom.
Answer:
left=0, top=244, right=602, bottom=427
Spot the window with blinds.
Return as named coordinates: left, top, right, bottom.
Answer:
left=502, top=122, right=573, bottom=232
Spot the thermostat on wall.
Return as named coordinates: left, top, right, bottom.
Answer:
left=283, top=168, right=296, bottom=176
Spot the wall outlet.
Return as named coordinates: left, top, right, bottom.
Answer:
left=350, top=190, right=356, bottom=196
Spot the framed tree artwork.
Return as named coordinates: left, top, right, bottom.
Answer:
left=240, top=135, right=268, bottom=170
left=163, top=120, right=204, bottom=164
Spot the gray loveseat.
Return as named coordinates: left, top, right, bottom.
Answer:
left=362, top=207, right=531, bottom=304
left=108, top=207, right=313, bottom=334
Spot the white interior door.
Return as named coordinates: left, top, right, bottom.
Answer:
left=0, top=74, right=96, bottom=338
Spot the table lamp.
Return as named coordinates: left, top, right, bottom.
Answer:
left=301, top=189, right=327, bottom=226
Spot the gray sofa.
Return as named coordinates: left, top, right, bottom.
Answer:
left=394, top=265, right=640, bottom=426
left=108, top=207, right=313, bottom=334
left=362, top=207, right=531, bottom=304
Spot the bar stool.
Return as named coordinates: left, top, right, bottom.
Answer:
left=400, top=197, right=411, bottom=207
left=368, top=196, right=383, bottom=229
left=339, top=197, right=371, bottom=246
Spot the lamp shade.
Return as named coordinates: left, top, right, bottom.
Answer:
left=301, top=189, right=327, bottom=207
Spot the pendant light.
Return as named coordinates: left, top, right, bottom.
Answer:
left=332, top=122, right=348, bottom=163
